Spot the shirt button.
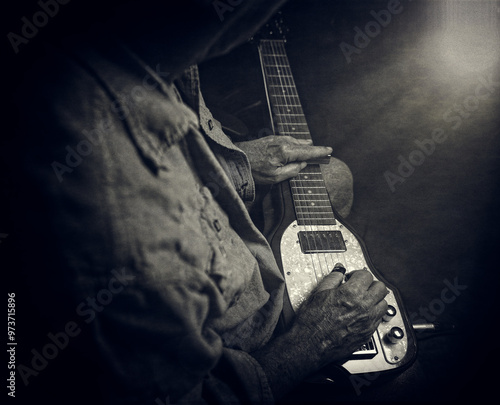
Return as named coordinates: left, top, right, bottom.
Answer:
left=213, top=219, right=222, bottom=232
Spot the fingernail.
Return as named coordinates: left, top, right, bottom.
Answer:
left=331, top=263, right=346, bottom=275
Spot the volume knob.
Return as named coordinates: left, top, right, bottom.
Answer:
left=383, top=305, right=397, bottom=322
left=387, top=326, right=404, bottom=344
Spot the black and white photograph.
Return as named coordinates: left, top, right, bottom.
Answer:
left=2, top=0, right=500, bottom=403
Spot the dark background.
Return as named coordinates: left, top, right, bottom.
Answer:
left=3, top=0, right=500, bottom=403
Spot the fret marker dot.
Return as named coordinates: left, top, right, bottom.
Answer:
left=310, top=202, right=315, bottom=206
left=307, top=190, right=312, bottom=194
left=304, top=176, right=309, bottom=179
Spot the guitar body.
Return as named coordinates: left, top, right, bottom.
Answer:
left=256, top=22, right=417, bottom=378
left=266, top=180, right=417, bottom=377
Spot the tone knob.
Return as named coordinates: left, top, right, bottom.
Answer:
left=387, top=326, right=404, bottom=344
left=383, top=305, right=397, bottom=322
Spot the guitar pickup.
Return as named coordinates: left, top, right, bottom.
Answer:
left=298, top=231, right=347, bottom=254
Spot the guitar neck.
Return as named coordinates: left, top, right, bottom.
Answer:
left=258, top=39, right=336, bottom=226
left=258, top=40, right=311, bottom=140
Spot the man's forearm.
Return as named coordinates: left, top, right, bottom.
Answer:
left=251, top=323, right=343, bottom=399
left=252, top=328, right=314, bottom=399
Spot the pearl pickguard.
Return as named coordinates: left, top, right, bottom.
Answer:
left=281, top=220, right=409, bottom=374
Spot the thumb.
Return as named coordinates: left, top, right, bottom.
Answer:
left=294, top=138, right=314, bottom=145
left=285, top=145, right=333, bottom=164
left=274, top=161, right=307, bottom=181
left=314, top=264, right=346, bottom=293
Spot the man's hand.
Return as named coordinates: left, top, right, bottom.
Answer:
left=253, top=269, right=388, bottom=399
left=292, top=269, right=388, bottom=366
left=235, top=135, right=333, bottom=185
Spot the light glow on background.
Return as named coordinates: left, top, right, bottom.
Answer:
left=429, top=0, right=500, bottom=76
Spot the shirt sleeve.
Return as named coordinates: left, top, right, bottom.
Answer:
left=177, top=67, right=256, bottom=203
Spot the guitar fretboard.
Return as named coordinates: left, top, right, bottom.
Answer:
left=259, top=39, right=336, bottom=226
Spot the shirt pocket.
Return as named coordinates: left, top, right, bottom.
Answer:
left=196, top=185, right=256, bottom=307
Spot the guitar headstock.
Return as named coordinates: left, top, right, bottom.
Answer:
left=251, top=11, right=289, bottom=43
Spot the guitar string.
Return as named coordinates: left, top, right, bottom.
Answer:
left=268, top=41, right=353, bottom=285
left=275, top=41, right=350, bottom=279
left=275, top=40, right=330, bottom=281
left=267, top=40, right=320, bottom=284
left=272, top=43, right=368, bottom=350
left=274, top=40, right=331, bottom=279
left=265, top=40, right=320, bottom=284
left=269, top=40, right=324, bottom=281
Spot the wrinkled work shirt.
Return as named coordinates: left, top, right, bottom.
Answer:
left=175, top=66, right=256, bottom=203
left=14, top=40, right=285, bottom=403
